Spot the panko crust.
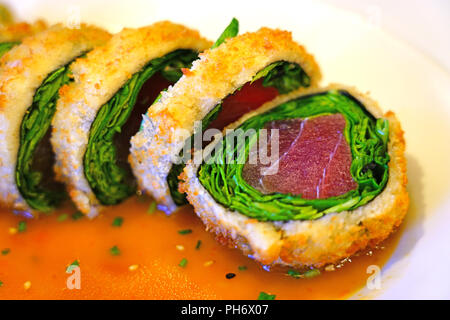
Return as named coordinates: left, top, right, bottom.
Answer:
left=180, top=84, right=409, bottom=268
left=0, top=24, right=110, bottom=212
left=130, top=27, right=322, bottom=213
left=51, top=21, right=212, bottom=217
left=0, top=20, right=47, bottom=42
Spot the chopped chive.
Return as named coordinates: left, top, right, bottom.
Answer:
left=71, top=211, right=84, bottom=221
left=238, top=265, right=247, bottom=271
left=18, top=221, right=27, bottom=233
left=112, top=217, right=123, bottom=227
left=178, top=229, right=192, bottom=235
left=195, top=240, right=202, bottom=250
left=57, top=213, right=68, bottom=222
left=226, top=273, right=236, bottom=279
left=110, top=245, right=121, bottom=256
left=66, top=260, right=80, bottom=273
left=179, top=258, right=188, bottom=268
left=0, top=281, right=3, bottom=287
left=147, top=201, right=156, bottom=214
left=1, top=248, right=10, bottom=256
left=303, top=269, right=321, bottom=278
left=287, top=268, right=321, bottom=279
left=287, top=269, right=302, bottom=278
left=258, top=291, right=276, bottom=300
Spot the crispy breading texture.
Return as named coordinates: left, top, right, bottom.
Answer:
left=130, top=27, right=322, bottom=213
left=179, top=84, right=409, bottom=268
left=0, top=24, right=111, bottom=212
left=51, top=21, right=212, bottom=217
left=0, top=20, right=47, bottom=42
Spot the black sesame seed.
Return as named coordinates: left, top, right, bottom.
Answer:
left=226, top=273, right=236, bottom=279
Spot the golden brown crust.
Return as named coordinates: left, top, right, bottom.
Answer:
left=149, top=27, right=321, bottom=135
left=51, top=21, right=212, bottom=217
left=0, top=20, right=47, bottom=42
left=130, top=27, right=322, bottom=213
left=180, top=84, right=409, bottom=268
left=0, top=24, right=111, bottom=211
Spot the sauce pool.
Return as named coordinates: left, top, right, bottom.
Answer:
left=0, top=197, right=401, bottom=299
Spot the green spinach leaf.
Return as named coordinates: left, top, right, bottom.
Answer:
left=211, top=18, right=239, bottom=49
left=84, top=49, right=198, bottom=205
left=198, top=90, right=390, bottom=221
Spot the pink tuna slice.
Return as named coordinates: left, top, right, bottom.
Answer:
left=242, top=113, right=357, bottom=199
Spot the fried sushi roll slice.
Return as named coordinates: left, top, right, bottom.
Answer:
left=51, top=21, right=212, bottom=217
left=0, top=24, right=110, bottom=214
left=0, top=20, right=47, bottom=58
left=130, top=26, right=322, bottom=213
left=180, top=84, right=409, bottom=268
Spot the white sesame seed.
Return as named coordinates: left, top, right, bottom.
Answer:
left=128, top=264, right=139, bottom=271
left=23, top=281, right=31, bottom=290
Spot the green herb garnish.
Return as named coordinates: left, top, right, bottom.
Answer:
left=258, top=292, right=276, bottom=300
left=287, top=269, right=321, bottom=278
left=166, top=60, right=311, bottom=205
left=178, top=229, right=192, bottom=235
left=195, top=240, right=202, bottom=250
left=112, top=217, right=124, bottom=227
left=66, top=260, right=80, bottom=273
left=211, top=18, right=239, bottom=49
left=238, top=265, right=247, bottom=271
left=15, top=65, right=73, bottom=212
left=252, top=61, right=310, bottom=94
left=1, top=248, right=10, bottom=256
left=179, top=258, right=188, bottom=268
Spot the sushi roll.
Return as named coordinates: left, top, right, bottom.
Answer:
left=51, top=21, right=212, bottom=217
left=130, top=25, right=322, bottom=213
left=0, top=24, right=111, bottom=214
left=180, top=85, right=409, bottom=268
left=0, top=20, right=47, bottom=57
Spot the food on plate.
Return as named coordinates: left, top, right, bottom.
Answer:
left=51, top=21, right=211, bottom=217
left=130, top=23, right=322, bottom=213
left=0, top=10, right=409, bottom=287
left=0, top=24, right=111, bottom=214
left=180, top=85, right=409, bottom=268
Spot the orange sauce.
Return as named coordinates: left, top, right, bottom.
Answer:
left=0, top=196, right=401, bottom=299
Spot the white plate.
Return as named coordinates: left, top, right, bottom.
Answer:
left=5, top=0, right=450, bottom=299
